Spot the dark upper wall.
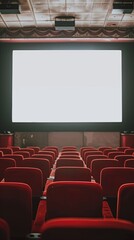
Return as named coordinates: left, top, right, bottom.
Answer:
left=0, top=42, right=134, bottom=132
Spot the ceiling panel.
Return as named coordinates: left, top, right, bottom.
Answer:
left=0, top=0, right=133, bottom=40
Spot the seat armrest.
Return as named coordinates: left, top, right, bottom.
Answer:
left=26, top=233, right=41, bottom=240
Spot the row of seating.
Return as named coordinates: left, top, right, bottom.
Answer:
left=1, top=217, right=134, bottom=240
left=0, top=180, right=133, bottom=240
left=0, top=146, right=134, bottom=189
left=0, top=145, right=134, bottom=239
left=30, top=218, right=134, bottom=240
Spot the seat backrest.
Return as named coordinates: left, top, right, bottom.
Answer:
left=117, top=147, right=130, bottom=152
left=19, top=148, right=35, bottom=156
left=124, top=159, right=134, bottom=168
left=58, top=155, right=81, bottom=160
left=1, top=154, right=24, bottom=166
left=108, top=151, right=123, bottom=159
left=4, top=167, right=43, bottom=197
left=32, top=154, right=54, bottom=168
left=40, top=218, right=134, bottom=240
left=0, top=218, right=10, bottom=240
left=56, top=159, right=85, bottom=167
left=54, top=167, right=91, bottom=181
left=91, top=159, right=119, bottom=183
left=80, top=147, right=96, bottom=159
left=115, top=155, right=134, bottom=166
left=0, top=158, right=16, bottom=181
left=100, top=167, right=134, bottom=197
left=0, top=182, right=32, bottom=239
left=10, top=146, right=21, bottom=152
left=43, top=147, right=58, bottom=158
left=103, top=149, right=118, bottom=156
left=14, top=151, right=30, bottom=158
left=61, top=146, right=77, bottom=151
left=82, top=149, right=98, bottom=158
left=84, top=151, right=103, bottom=163
left=116, top=183, right=134, bottom=223
left=60, top=151, right=79, bottom=156
left=27, top=146, right=40, bottom=153
left=86, top=155, right=108, bottom=168
left=20, top=158, right=51, bottom=187
left=98, top=146, right=112, bottom=153
left=0, top=147, right=13, bottom=155
left=45, top=181, right=103, bottom=220
left=59, top=154, right=80, bottom=160
left=124, top=148, right=134, bottom=155
left=37, top=151, right=56, bottom=161
left=37, top=152, right=54, bottom=158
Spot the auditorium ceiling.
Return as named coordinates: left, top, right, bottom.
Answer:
left=0, top=0, right=134, bottom=41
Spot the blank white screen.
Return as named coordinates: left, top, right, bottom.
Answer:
left=12, top=50, right=122, bottom=123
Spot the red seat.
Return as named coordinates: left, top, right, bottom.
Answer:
left=54, top=167, right=91, bottom=181
left=60, top=151, right=79, bottom=156
left=19, top=148, right=35, bottom=156
left=0, top=154, right=24, bottom=166
left=32, top=154, right=54, bottom=168
left=4, top=167, right=43, bottom=197
left=115, top=154, right=134, bottom=166
left=124, top=159, right=134, bottom=168
left=10, top=146, right=21, bottom=152
left=44, top=182, right=103, bottom=221
left=55, top=159, right=85, bottom=167
left=100, top=167, right=134, bottom=217
left=61, top=146, right=77, bottom=151
left=84, top=151, right=103, bottom=163
left=57, top=155, right=81, bottom=160
left=37, top=150, right=56, bottom=161
left=103, top=149, right=118, bottom=156
left=58, top=155, right=81, bottom=159
left=0, top=182, right=32, bottom=239
left=4, top=166, right=43, bottom=219
left=91, top=159, right=119, bottom=183
left=14, top=150, right=30, bottom=158
left=39, top=218, right=134, bottom=240
left=33, top=181, right=113, bottom=232
left=116, top=183, right=134, bottom=223
left=124, top=148, right=134, bottom=155
left=59, top=154, right=80, bottom=160
left=20, top=158, right=51, bottom=187
left=0, top=158, right=16, bottom=181
left=108, top=151, right=123, bottom=159
left=80, top=147, right=96, bottom=159
left=98, top=146, right=112, bottom=153
left=117, top=147, right=130, bottom=152
left=101, top=167, right=134, bottom=197
left=27, top=146, right=40, bottom=153
left=33, top=181, right=105, bottom=232
left=86, top=155, right=108, bottom=168
left=0, top=218, right=10, bottom=240
left=43, top=146, right=59, bottom=158
left=0, top=147, right=13, bottom=155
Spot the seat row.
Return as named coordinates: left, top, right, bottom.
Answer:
left=0, top=145, right=134, bottom=240
left=0, top=180, right=133, bottom=240
left=0, top=216, right=134, bottom=240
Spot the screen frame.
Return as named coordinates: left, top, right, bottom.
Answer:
left=1, top=41, right=134, bottom=132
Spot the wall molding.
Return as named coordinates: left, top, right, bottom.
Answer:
left=0, top=27, right=134, bottom=41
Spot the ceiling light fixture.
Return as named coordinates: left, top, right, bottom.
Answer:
left=112, top=1, right=133, bottom=14
left=55, top=16, right=75, bottom=31
left=0, top=0, right=21, bottom=14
